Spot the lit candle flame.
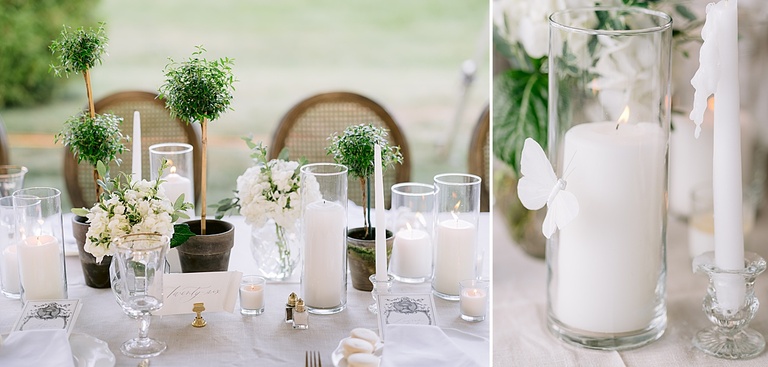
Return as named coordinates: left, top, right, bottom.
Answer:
left=591, top=79, right=599, bottom=95
left=415, top=212, right=426, bottom=227
left=616, top=106, right=630, bottom=130
left=170, top=165, right=177, bottom=174
left=707, top=96, right=715, bottom=111
left=451, top=201, right=461, bottom=222
left=406, top=222, right=413, bottom=235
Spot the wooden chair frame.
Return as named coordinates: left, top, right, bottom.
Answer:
left=468, top=105, right=490, bottom=212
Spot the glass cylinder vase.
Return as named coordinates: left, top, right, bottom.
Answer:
left=13, top=187, right=68, bottom=302
left=389, top=183, right=436, bottom=283
left=0, top=197, right=20, bottom=298
left=547, top=7, right=672, bottom=349
left=300, top=163, right=348, bottom=314
left=149, top=143, right=195, bottom=218
left=432, top=173, right=481, bottom=300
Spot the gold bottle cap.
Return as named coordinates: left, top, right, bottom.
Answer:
left=295, top=298, right=306, bottom=313
left=287, top=292, right=298, bottom=307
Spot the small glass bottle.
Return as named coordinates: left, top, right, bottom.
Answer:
left=285, top=292, right=298, bottom=323
left=292, top=298, right=309, bottom=330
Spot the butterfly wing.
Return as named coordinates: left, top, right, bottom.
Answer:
left=551, top=189, right=579, bottom=231
left=517, top=138, right=557, bottom=210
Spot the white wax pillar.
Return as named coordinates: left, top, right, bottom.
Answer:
left=239, top=284, right=264, bottom=309
left=17, top=235, right=65, bottom=300
left=161, top=167, right=195, bottom=217
left=460, top=287, right=487, bottom=317
left=303, top=200, right=345, bottom=308
left=669, top=111, right=714, bottom=216
left=556, top=122, right=666, bottom=333
left=433, top=219, right=476, bottom=296
left=391, top=228, right=431, bottom=278
left=374, top=145, right=387, bottom=281
left=1, top=245, right=19, bottom=293
left=132, top=111, right=142, bottom=182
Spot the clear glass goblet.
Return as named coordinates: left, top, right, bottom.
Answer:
left=112, top=233, right=169, bottom=358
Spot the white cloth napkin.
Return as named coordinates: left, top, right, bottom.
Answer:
left=381, top=324, right=487, bottom=367
left=0, top=329, right=75, bottom=367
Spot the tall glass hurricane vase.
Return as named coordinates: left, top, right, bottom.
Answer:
left=300, top=163, right=348, bottom=314
left=547, top=7, right=672, bottom=350
left=113, top=233, right=169, bottom=358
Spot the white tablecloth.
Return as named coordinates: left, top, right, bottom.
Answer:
left=493, top=207, right=768, bottom=366
left=0, top=212, right=490, bottom=367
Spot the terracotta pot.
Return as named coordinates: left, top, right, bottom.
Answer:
left=347, top=227, right=393, bottom=291
left=176, top=219, right=235, bottom=273
left=72, top=215, right=112, bottom=288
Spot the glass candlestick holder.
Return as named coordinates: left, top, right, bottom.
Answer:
left=368, top=273, right=394, bottom=314
left=692, top=251, right=766, bottom=359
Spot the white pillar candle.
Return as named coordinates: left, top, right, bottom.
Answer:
left=161, top=167, right=195, bottom=217
left=374, top=144, right=387, bottom=281
left=17, top=235, right=65, bottom=300
left=132, top=111, right=142, bottom=182
left=303, top=200, right=346, bottom=308
left=669, top=110, right=714, bottom=217
left=1, top=245, right=19, bottom=294
left=460, top=287, right=487, bottom=317
left=391, top=227, right=431, bottom=278
left=689, top=212, right=715, bottom=259
left=239, top=284, right=264, bottom=310
left=433, top=219, right=476, bottom=296
left=556, top=122, right=666, bottom=333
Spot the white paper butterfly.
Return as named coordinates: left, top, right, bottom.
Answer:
left=517, top=138, right=579, bottom=239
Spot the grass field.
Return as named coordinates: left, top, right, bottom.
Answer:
left=1, top=0, right=489, bottom=211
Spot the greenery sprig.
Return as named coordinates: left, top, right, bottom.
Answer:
left=159, top=46, right=236, bottom=124
left=49, top=22, right=108, bottom=78
left=159, top=45, right=236, bottom=234
left=327, top=124, right=403, bottom=237
left=55, top=113, right=126, bottom=167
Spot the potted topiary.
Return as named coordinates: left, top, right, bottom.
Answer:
left=50, top=22, right=128, bottom=287
left=327, top=124, right=403, bottom=291
left=159, top=46, right=237, bottom=272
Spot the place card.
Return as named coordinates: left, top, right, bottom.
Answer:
left=155, top=271, right=242, bottom=315
left=12, top=299, right=82, bottom=336
left=376, top=293, right=437, bottom=340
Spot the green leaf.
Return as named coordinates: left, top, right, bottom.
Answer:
left=170, top=223, right=195, bottom=248
left=675, top=4, right=697, bottom=22
left=71, top=208, right=89, bottom=217
left=492, top=69, right=549, bottom=176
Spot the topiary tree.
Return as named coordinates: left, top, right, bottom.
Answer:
left=159, top=46, right=236, bottom=234
left=327, top=124, right=402, bottom=238
left=50, top=22, right=126, bottom=201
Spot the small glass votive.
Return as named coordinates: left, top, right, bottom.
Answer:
left=459, top=279, right=488, bottom=322
left=149, top=143, right=195, bottom=218
left=240, top=275, right=266, bottom=315
left=390, top=183, right=436, bottom=284
left=0, top=165, right=27, bottom=197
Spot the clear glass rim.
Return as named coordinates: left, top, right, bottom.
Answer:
left=12, top=187, right=61, bottom=200
left=0, top=165, right=28, bottom=178
left=549, top=6, right=673, bottom=36
left=148, top=142, right=193, bottom=154
left=434, top=173, right=481, bottom=186
left=300, top=162, right=348, bottom=176
left=116, top=233, right=170, bottom=251
left=241, top=275, right=267, bottom=285
left=391, top=182, right=437, bottom=196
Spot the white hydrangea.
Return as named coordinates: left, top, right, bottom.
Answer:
left=236, top=159, right=321, bottom=231
left=84, top=179, right=177, bottom=263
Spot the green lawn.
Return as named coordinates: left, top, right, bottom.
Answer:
left=1, top=0, right=489, bottom=211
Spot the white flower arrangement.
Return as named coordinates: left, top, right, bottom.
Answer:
left=215, top=137, right=321, bottom=229
left=73, top=161, right=194, bottom=263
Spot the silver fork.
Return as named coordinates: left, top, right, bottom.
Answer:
left=305, top=350, right=321, bottom=367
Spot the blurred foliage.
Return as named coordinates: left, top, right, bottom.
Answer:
left=0, top=0, right=98, bottom=108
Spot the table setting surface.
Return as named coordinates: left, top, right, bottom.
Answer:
left=0, top=210, right=490, bottom=367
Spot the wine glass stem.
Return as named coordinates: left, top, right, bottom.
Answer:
left=138, top=312, right=151, bottom=344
